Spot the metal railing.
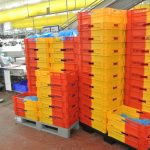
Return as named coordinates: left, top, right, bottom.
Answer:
left=60, top=0, right=104, bottom=30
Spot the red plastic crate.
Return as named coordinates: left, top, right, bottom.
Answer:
left=53, top=111, right=79, bottom=128
left=126, top=43, right=147, bottom=55
left=77, top=12, right=91, bottom=25
left=51, top=94, right=78, bottom=108
left=51, top=104, right=78, bottom=117
left=50, top=72, right=78, bottom=85
left=127, top=9, right=147, bottom=29
left=13, top=92, right=35, bottom=109
left=14, top=108, right=25, bottom=117
left=26, top=67, right=37, bottom=77
left=79, top=104, right=92, bottom=118
left=124, top=91, right=143, bottom=110
left=125, top=55, right=147, bottom=68
left=51, top=87, right=78, bottom=97
left=126, top=29, right=147, bottom=42
left=116, top=130, right=150, bottom=150
left=125, top=67, right=146, bottom=80
left=28, top=86, right=37, bottom=94
left=79, top=113, right=92, bottom=127
left=27, top=76, right=36, bottom=86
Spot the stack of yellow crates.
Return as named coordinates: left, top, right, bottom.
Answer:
left=24, top=97, right=39, bottom=121
left=78, top=8, right=126, bottom=133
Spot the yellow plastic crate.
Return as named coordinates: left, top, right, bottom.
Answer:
left=36, top=81, right=50, bottom=87
left=49, top=37, right=63, bottom=43
left=37, top=92, right=49, bottom=99
left=37, top=62, right=50, bottom=69
left=90, top=59, right=125, bottom=68
left=90, top=44, right=125, bottom=56
left=37, top=53, right=50, bottom=60
left=107, top=125, right=125, bottom=143
left=36, top=43, right=49, bottom=49
left=37, top=57, right=50, bottom=64
left=50, top=53, right=64, bottom=59
left=90, top=55, right=125, bottom=63
left=36, top=38, right=51, bottom=44
left=49, top=48, right=65, bottom=54
left=90, top=78, right=124, bottom=87
left=90, top=35, right=125, bottom=43
left=24, top=101, right=38, bottom=110
left=38, top=107, right=52, bottom=115
left=91, top=8, right=127, bottom=23
left=91, top=30, right=125, bottom=37
left=91, top=8, right=126, bottom=17
left=91, top=98, right=122, bottom=110
left=50, top=63, right=65, bottom=72
left=86, top=92, right=123, bottom=104
left=107, top=119, right=125, bottom=132
left=37, top=86, right=51, bottom=96
left=142, top=103, right=150, bottom=113
left=35, top=70, right=50, bottom=76
left=91, top=88, right=124, bottom=98
left=88, top=67, right=124, bottom=76
left=38, top=111, right=53, bottom=124
left=82, top=55, right=125, bottom=67
left=90, top=15, right=127, bottom=24
left=36, top=48, right=50, bottom=55
left=38, top=98, right=51, bottom=105
left=38, top=101, right=52, bottom=108
left=25, top=111, right=38, bottom=121
left=89, top=70, right=124, bottom=81
left=107, top=105, right=140, bottom=130
left=49, top=43, right=64, bottom=49
left=88, top=43, right=126, bottom=51
left=89, top=22, right=126, bottom=30
left=39, top=115, right=53, bottom=125
left=91, top=119, right=107, bottom=133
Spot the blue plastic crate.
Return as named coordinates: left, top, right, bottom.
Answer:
left=13, top=80, right=28, bottom=93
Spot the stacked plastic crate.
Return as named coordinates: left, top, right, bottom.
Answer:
left=13, top=93, right=38, bottom=119
left=125, top=9, right=150, bottom=112
left=107, top=105, right=150, bottom=150
left=36, top=37, right=79, bottom=128
left=78, top=8, right=126, bottom=133
left=107, top=9, right=150, bottom=150
left=24, top=38, right=37, bottom=94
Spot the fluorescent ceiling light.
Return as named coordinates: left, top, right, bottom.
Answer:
left=27, top=0, right=42, bottom=4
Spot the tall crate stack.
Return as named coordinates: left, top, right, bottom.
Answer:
left=107, top=9, right=150, bottom=150
left=24, top=38, right=37, bottom=94
left=36, top=37, right=79, bottom=128
left=125, top=9, right=150, bottom=112
left=13, top=39, right=40, bottom=120
left=78, top=8, right=126, bottom=133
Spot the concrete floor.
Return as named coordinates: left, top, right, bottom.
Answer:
left=0, top=91, right=128, bottom=150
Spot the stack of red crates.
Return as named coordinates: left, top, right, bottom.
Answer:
left=24, top=38, right=37, bottom=94
left=125, top=8, right=150, bottom=112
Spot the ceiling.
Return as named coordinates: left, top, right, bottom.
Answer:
left=0, top=0, right=49, bottom=11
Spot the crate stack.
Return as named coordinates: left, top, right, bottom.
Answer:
left=24, top=38, right=37, bottom=94
left=125, top=9, right=150, bottom=112
left=78, top=8, right=126, bottom=133
left=107, top=9, right=150, bottom=150
left=13, top=93, right=38, bottom=120
left=107, top=105, right=150, bottom=150
left=35, top=37, right=79, bottom=128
